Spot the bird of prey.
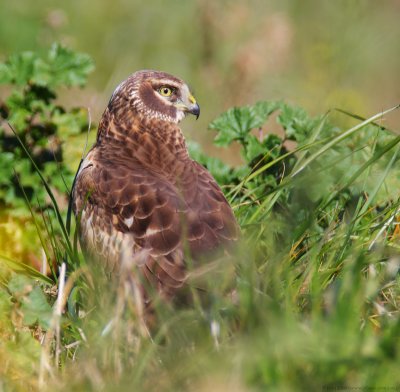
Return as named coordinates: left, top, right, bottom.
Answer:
left=72, top=70, right=238, bottom=302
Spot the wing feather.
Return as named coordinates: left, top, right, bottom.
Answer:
left=73, top=137, right=238, bottom=298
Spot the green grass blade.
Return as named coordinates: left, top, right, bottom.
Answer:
left=6, top=121, right=74, bottom=257
left=13, top=170, right=53, bottom=266
left=291, top=105, right=400, bottom=178
left=321, top=135, right=400, bottom=210
left=0, top=254, right=53, bottom=285
left=355, top=142, right=400, bottom=220
left=333, top=107, right=393, bottom=132
left=228, top=137, right=328, bottom=202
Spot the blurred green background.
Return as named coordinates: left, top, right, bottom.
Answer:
left=1, top=3, right=400, bottom=389
left=1, top=0, right=399, bottom=160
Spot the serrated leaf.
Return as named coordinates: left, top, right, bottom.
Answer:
left=210, top=107, right=256, bottom=146
left=243, top=136, right=265, bottom=162
left=0, top=52, right=38, bottom=86
left=252, top=101, right=281, bottom=124
left=242, top=134, right=284, bottom=164
left=210, top=101, right=281, bottom=147
left=213, top=125, right=239, bottom=146
left=0, top=43, right=94, bottom=89
left=277, top=103, right=319, bottom=143
left=46, top=43, right=95, bottom=87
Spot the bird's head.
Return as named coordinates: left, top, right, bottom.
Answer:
left=108, top=70, right=200, bottom=123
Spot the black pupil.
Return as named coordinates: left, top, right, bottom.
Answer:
left=163, top=88, right=169, bottom=94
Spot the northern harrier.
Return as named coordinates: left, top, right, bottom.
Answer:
left=72, top=70, right=238, bottom=301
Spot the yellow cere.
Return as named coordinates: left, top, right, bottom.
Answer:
left=159, top=86, right=173, bottom=97
left=189, top=94, right=196, bottom=104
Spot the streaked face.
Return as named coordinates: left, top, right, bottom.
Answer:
left=111, top=70, right=200, bottom=123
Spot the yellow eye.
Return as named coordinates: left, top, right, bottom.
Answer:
left=159, top=86, right=173, bottom=97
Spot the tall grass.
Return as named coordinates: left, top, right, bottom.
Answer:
left=1, top=106, right=400, bottom=391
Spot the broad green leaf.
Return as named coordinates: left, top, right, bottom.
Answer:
left=46, top=43, right=95, bottom=87
left=21, top=286, right=53, bottom=328
left=243, top=135, right=265, bottom=162
left=277, top=103, right=320, bottom=143
left=243, top=134, right=283, bottom=163
left=210, top=101, right=280, bottom=147
left=0, top=52, right=38, bottom=86
left=0, top=44, right=94, bottom=89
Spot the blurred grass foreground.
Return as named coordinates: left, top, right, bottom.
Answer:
left=0, top=42, right=400, bottom=391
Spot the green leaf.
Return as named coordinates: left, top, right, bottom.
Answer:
left=242, top=134, right=284, bottom=164
left=0, top=43, right=94, bottom=89
left=46, top=43, right=95, bottom=87
left=252, top=101, right=281, bottom=124
left=210, top=101, right=281, bottom=147
left=7, top=274, right=53, bottom=328
left=21, top=286, right=53, bottom=328
left=243, top=136, right=265, bottom=162
left=0, top=44, right=93, bottom=219
left=0, top=51, right=37, bottom=86
left=212, top=120, right=240, bottom=146
left=52, top=107, right=89, bottom=137
left=277, top=103, right=319, bottom=143
left=0, top=152, right=15, bottom=185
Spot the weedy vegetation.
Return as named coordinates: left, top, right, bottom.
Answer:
left=0, top=46, right=400, bottom=391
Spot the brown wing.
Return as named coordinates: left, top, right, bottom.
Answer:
left=179, top=160, right=238, bottom=255
left=73, top=150, right=238, bottom=298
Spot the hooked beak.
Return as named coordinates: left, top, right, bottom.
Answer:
left=175, top=93, right=201, bottom=120
left=189, top=102, right=200, bottom=120
left=186, top=93, right=200, bottom=120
